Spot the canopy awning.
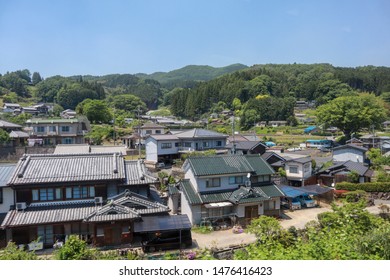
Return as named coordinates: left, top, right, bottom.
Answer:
left=133, top=215, right=191, bottom=233
left=204, top=202, right=233, bottom=208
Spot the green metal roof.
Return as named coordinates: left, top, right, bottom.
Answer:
left=257, top=185, right=285, bottom=198
left=186, top=154, right=275, bottom=177
left=168, top=184, right=180, bottom=195
left=180, top=179, right=282, bottom=206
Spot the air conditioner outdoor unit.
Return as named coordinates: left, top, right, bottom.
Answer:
left=16, top=202, right=27, bottom=210
left=94, top=197, right=103, bottom=204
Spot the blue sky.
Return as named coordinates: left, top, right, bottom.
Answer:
left=0, top=0, right=389, bottom=77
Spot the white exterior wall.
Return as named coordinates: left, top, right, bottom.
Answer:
left=333, top=149, right=364, bottom=163
left=0, top=187, right=14, bottom=214
left=285, top=162, right=312, bottom=180
left=157, top=140, right=179, bottom=155
left=180, top=192, right=202, bottom=225
left=145, top=138, right=158, bottom=162
left=184, top=168, right=199, bottom=192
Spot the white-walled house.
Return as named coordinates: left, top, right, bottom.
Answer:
left=332, top=144, right=367, bottom=163
left=171, top=154, right=284, bottom=226
left=0, top=164, right=16, bottom=248
left=145, top=128, right=228, bottom=163
left=284, top=157, right=313, bottom=186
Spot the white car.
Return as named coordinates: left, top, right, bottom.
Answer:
left=287, top=147, right=301, bottom=152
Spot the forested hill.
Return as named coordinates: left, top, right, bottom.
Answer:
left=135, top=63, right=248, bottom=88
left=1, top=64, right=390, bottom=126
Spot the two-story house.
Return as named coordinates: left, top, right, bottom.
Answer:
left=0, top=164, right=16, bottom=248
left=170, top=154, right=284, bottom=226
left=284, top=156, right=313, bottom=186
left=145, top=128, right=228, bottom=163
left=25, top=118, right=91, bottom=146
left=1, top=153, right=190, bottom=249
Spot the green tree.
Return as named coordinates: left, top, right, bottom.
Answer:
left=54, top=235, right=97, bottom=260
left=111, top=94, right=147, bottom=113
left=0, top=242, right=37, bottom=260
left=316, top=93, right=387, bottom=139
left=32, top=72, right=43, bottom=85
left=0, top=128, right=10, bottom=144
left=77, top=99, right=112, bottom=124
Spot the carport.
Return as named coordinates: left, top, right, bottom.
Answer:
left=280, top=185, right=334, bottom=205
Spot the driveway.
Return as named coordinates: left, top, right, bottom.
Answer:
left=192, top=204, right=332, bottom=250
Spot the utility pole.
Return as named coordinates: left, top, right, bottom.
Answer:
left=231, top=114, right=236, bottom=155
left=135, top=106, right=142, bottom=160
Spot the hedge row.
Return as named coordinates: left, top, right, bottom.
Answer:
left=335, top=182, right=390, bottom=192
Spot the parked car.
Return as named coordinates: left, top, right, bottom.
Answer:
left=298, top=195, right=316, bottom=208
left=142, top=230, right=192, bottom=253
left=281, top=197, right=302, bottom=210
left=287, top=147, right=301, bottom=152
left=157, top=161, right=165, bottom=168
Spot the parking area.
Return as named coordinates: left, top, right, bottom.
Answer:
left=191, top=204, right=332, bottom=249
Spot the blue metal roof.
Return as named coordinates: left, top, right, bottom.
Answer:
left=279, top=186, right=309, bottom=198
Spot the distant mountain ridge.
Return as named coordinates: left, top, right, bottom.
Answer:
left=135, top=63, right=248, bottom=84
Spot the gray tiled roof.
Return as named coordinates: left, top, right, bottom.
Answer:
left=124, top=160, right=158, bottom=185
left=0, top=120, right=22, bottom=128
left=333, top=144, right=368, bottom=152
left=1, top=201, right=96, bottom=227
left=8, top=153, right=125, bottom=185
left=175, top=128, right=228, bottom=139
left=0, top=164, right=16, bottom=187
left=286, top=156, right=312, bottom=164
left=185, top=154, right=275, bottom=177
left=1, top=189, right=169, bottom=227
left=225, top=141, right=267, bottom=151
left=318, top=160, right=372, bottom=177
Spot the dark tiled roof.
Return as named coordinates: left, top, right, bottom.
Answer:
left=185, top=154, right=274, bottom=177
left=318, top=160, right=372, bottom=177
left=124, top=160, right=158, bottom=185
left=1, top=190, right=169, bottom=228
left=1, top=200, right=96, bottom=227
left=148, top=134, right=179, bottom=141
left=261, top=152, right=285, bottom=162
left=333, top=144, right=368, bottom=152
left=8, top=153, right=126, bottom=185
left=180, top=180, right=202, bottom=205
left=225, top=141, right=266, bottom=151
left=286, top=156, right=312, bottom=164
left=0, top=164, right=16, bottom=187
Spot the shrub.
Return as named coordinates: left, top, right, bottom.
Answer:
left=335, top=182, right=390, bottom=192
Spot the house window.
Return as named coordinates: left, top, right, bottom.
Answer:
left=97, top=227, right=104, bottom=236
left=289, top=166, right=299, bottom=174
left=49, top=126, right=56, bottom=132
left=229, top=176, right=243, bottom=184
left=65, top=186, right=95, bottom=199
left=61, top=126, right=70, bottom=132
left=184, top=142, right=192, bottom=148
left=161, top=143, right=172, bottom=149
left=63, top=138, right=73, bottom=144
left=37, top=225, right=53, bottom=244
left=145, top=130, right=152, bottom=135
left=203, top=142, right=210, bottom=148
left=155, top=130, right=161, bottom=134
left=174, top=142, right=181, bottom=147
left=36, top=126, right=45, bottom=133
left=216, top=141, right=222, bottom=147
left=0, top=188, right=3, bottom=204
left=206, top=178, right=220, bottom=188
left=39, top=188, right=54, bottom=201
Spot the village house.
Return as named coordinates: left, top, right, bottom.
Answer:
left=225, top=141, right=267, bottom=155
left=25, top=117, right=90, bottom=146
left=284, top=156, right=313, bottom=186
left=332, top=144, right=368, bottom=163
left=2, top=103, right=21, bottom=113
left=0, top=164, right=16, bottom=248
left=317, top=160, right=373, bottom=186
left=145, top=128, right=228, bottom=164
left=170, top=154, right=284, bottom=226
left=0, top=153, right=189, bottom=249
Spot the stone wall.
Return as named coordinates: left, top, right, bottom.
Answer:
left=0, top=146, right=55, bottom=161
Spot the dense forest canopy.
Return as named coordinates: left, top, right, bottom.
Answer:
left=1, top=64, right=390, bottom=130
